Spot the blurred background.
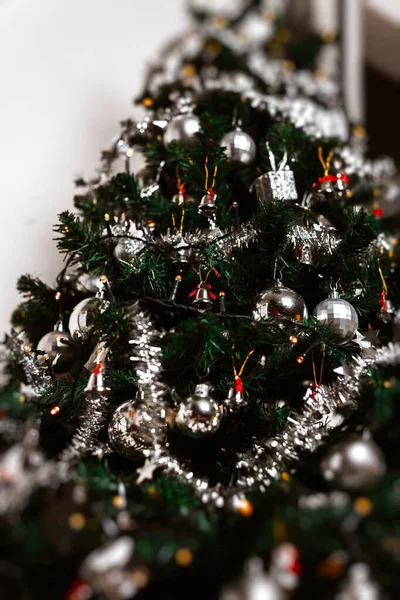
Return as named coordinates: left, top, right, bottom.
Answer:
left=0, top=0, right=399, bottom=334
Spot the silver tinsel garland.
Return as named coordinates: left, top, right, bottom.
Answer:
left=107, top=306, right=400, bottom=507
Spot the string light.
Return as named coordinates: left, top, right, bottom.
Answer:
left=353, top=496, right=373, bottom=516
left=175, top=548, right=194, bottom=567
left=54, top=291, right=62, bottom=300
left=68, top=512, right=86, bottom=530
left=50, top=406, right=60, bottom=416
left=289, top=335, right=298, bottom=344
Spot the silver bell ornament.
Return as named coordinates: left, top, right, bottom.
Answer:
left=164, top=113, right=200, bottom=146
left=321, top=435, right=386, bottom=491
left=378, top=295, right=395, bottom=324
left=313, top=290, right=358, bottom=345
left=198, top=190, right=217, bottom=216
left=190, top=283, right=215, bottom=313
left=253, top=281, right=308, bottom=323
left=221, top=127, right=256, bottom=167
left=37, top=320, right=78, bottom=375
left=175, top=384, right=223, bottom=439
left=108, top=399, right=155, bottom=458
left=69, top=295, right=109, bottom=340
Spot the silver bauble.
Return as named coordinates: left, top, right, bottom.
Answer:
left=69, top=296, right=108, bottom=340
left=108, top=400, right=155, bottom=458
left=313, top=293, right=358, bottom=345
left=253, top=282, right=308, bottom=322
left=37, top=321, right=78, bottom=374
left=114, top=234, right=146, bottom=264
left=76, top=272, right=103, bottom=294
left=175, top=384, right=223, bottom=439
left=220, top=129, right=256, bottom=167
left=335, top=563, right=381, bottom=600
left=164, top=113, right=200, bottom=146
left=321, top=436, right=386, bottom=491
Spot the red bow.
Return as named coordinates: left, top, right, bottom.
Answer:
left=314, top=173, right=349, bottom=186
left=235, top=376, right=244, bottom=395
left=189, top=283, right=217, bottom=300
left=379, top=291, right=387, bottom=311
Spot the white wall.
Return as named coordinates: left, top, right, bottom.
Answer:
left=0, top=0, right=186, bottom=335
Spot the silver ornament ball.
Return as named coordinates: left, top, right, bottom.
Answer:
left=220, top=129, right=256, bottom=167
left=175, top=384, right=223, bottom=439
left=69, top=296, right=108, bottom=340
left=253, top=282, right=308, bottom=322
left=321, top=436, right=386, bottom=491
left=37, top=321, right=78, bottom=374
left=164, top=113, right=201, bottom=146
left=114, top=235, right=146, bottom=263
left=313, top=294, right=358, bottom=345
left=108, top=400, right=155, bottom=458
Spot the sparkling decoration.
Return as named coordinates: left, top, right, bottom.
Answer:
left=60, top=362, right=111, bottom=464
left=136, top=457, right=159, bottom=484
left=108, top=400, right=154, bottom=459
left=253, top=281, right=308, bottom=323
left=114, top=232, right=147, bottom=264
left=321, top=435, right=386, bottom=491
left=164, top=113, right=201, bottom=146
left=175, top=384, right=223, bottom=439
left=220, top=127, right=256, bottom=167
left=270, top=544, right=301, bottom=592
left=220, top=557, right=283, bottom=600
left=69, top=295, right=109, bottom=340
left=37, top=321, right=78, bottom=375
left=335, top=563, right=381, bottom=600
left=252, top=148, right=297, bottom=204
left=80, top=537, right=137, bottom=600
left=313, top=291, right=358, bottom=345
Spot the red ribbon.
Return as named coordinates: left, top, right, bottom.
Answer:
left=314, top=173, right=349, bottom=186
left=235, top=376, right=243, bottom=395
left=207, top=187, right=216, bottom=199
left=189, top=283, right=217, bottom=300
left=379, top=291, right=387, bottom=311
left=92, top=363, right=103, bottom=375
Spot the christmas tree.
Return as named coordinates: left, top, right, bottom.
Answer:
left=1, top=2, right=400, bottom=599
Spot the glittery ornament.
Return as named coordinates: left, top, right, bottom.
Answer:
left=69, top=296, right=109, bottom=340
left=114, top=232, right=147, bottom=264
left=313, top=291, right=358, bottom=345
left=321, top=435, right=386, bottom=491
left=335, top=563, right=381, bottom=600
left=221, top=128, right=256, bottom=167
left=37, top=321, right=78, bottom=375
left=254, top=281, right=308, bottom=322
left=175, top=384, right=223, bottom=439
left=220, top=557, right=283, bottom=600
left=108, top=400, right=155, bottom=458
left=164, top=113, right=200, bottom=146
left=251, top=146, right=297, bottom=204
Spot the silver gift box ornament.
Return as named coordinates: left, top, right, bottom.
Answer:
left=251, top=146, right=298, bottom=204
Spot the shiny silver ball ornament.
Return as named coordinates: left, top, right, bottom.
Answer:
left=37, top=321, right=78, bottom=374
left=220, top=128, right=256, bottom=167
left=321, top=436, right=386, bottom=491
left=108, top=400, right=155, bottom=458
left=175, top=384, right=223, bottom=439
left=114, top=235, right=146, bottom=264
left=68, top=296, right=108, bottom=340
left=253, top=281, right=308, bottom=322
left=164, top=113, right=200, bottom=146
left=313, top=291, right=358, bottom=345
